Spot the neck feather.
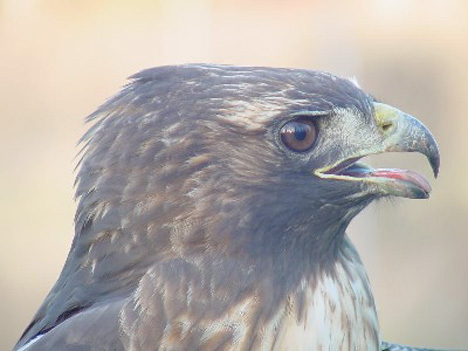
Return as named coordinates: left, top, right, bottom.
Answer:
left=261, top=236, right=380, bottom=350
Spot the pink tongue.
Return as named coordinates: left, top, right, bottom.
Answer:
left=370, top=168, right=432, bottom=193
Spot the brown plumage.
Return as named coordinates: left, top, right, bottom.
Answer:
left=16, top=64, right=442, bottom=351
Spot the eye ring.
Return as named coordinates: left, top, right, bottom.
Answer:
left=280, top=117, right=318, bottom=152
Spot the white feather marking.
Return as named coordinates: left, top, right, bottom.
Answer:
left=15, top=334, right=45, bottom=351
left=348, top=76, right=361, bottom=88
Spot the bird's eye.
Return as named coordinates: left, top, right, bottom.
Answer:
left=280, top=118, right=317, bottom=152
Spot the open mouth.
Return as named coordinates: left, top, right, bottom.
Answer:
left=316, top=157, right=432, bottom=199
left=311, top=102, right=439, bottom=199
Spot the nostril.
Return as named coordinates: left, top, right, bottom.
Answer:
left=381, top=122, right=393, bottom=132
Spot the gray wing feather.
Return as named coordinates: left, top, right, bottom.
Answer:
left=381, top=341, right=466, bottom=351
left=17, top=300, right=126, bottom=351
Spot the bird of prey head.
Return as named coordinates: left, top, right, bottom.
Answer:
left=16, top=64, right=441, bottom=351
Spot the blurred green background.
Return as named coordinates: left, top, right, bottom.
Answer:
left=1, top=0, right=467, bottom=349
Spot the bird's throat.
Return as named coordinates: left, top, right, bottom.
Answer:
left=270, top=236, right=380, bottom=350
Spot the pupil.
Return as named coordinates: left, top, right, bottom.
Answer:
left=294, top=125, right=307, bottom=141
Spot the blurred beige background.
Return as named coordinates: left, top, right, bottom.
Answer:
left=1, top=0, right=467, bottom=349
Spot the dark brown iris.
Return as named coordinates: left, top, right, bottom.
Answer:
left=280, top=118, right=317, bottom=152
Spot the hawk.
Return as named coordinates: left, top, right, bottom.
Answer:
left=16, top=64, right=445, bottom=350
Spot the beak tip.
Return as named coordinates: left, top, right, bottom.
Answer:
left=432, top=163, right=439, bottom=178
left=430, top=153, right=440, bottom=179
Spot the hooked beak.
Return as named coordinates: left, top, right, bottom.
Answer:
left=315, top=103, right=440, bottom=199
